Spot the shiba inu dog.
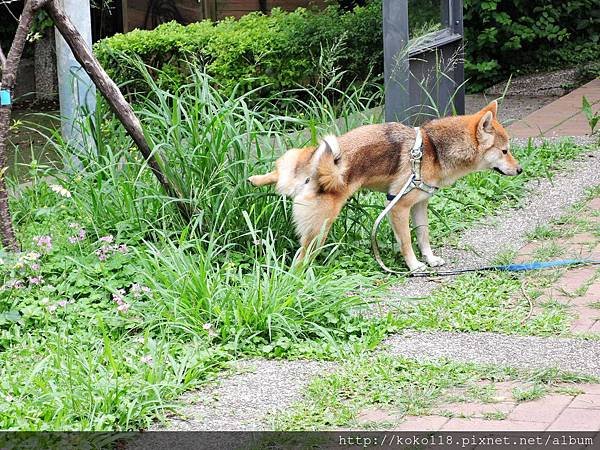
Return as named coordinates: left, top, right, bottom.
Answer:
left=248, top=101, right=522, bottom=271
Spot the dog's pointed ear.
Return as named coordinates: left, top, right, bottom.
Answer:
left=480, top=100, right=498, bottom=119
left=476, top=110, right=495, bottom=148
left=478, top=110, right=494, bottom=134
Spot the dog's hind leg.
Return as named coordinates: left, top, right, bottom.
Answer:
left=388, top=203, right=426, bottom=272
left=411, top=199, right=445, bottom=267
left=293, top=194, right=345, bottom=261
left=248, top=171, right=278, bottom=187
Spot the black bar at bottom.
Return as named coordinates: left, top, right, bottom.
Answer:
left=1, top=431, right=600, bottom=450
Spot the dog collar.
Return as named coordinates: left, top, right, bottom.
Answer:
left=386, top=127, right=438, bottom=201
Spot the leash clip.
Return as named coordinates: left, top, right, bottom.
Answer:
left=410, top=127, right=423, bottom=159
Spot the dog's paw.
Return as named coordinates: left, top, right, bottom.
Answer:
left=408, top=260, right=427, bottom=272
left=426, top=255, right=446, bottom=267
left=247, top=175, right=259, bottom=186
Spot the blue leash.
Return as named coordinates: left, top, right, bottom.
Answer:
left=497, top=259, right=600, bottom=272
left=409, top=259, right=600, bottom=277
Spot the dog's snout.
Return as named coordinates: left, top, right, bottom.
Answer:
left=516, top=166, right=523, bottom=175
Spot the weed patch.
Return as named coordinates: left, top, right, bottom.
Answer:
left=389, top=272, right=570, bottom=335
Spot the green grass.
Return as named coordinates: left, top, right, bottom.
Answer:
left=275, top=355, right=595, bottom=430
left=464, top=383, right=499, bottom=403
left=1, top=65, right=388, bottom=430
left=1, top=57, right=596, bottom=430
left=532, top=241, right=565, bottom=260
left=388, top=187, right=599, bottom=338
left=1, top=330, right=225, bottom=430
left=139, top=236, right=387, bottom=358
left=388, top=272, right=570, bottom=335
left=573, top=274, right=599, bottom=297
left=554, top=386, right=585, bottom=396
left=483, top=411, right=508, bottom=420
left=512, top=384, right=547, bottom=402
left=527, top=225, right=561, bottom=241
left=544, top=186, right=600, bottom=238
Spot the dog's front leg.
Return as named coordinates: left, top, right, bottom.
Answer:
left=411, top=199, right=445, bottom=267
left=389, top=204, right=426, bottom=272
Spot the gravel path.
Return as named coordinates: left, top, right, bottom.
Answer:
left=387, top=145, right=600, bottom=303
left=384, top=330, right=600, bottom=378
left=152, top=359, right=335, bottom=431
left=484, top=68, right=584, bottom=98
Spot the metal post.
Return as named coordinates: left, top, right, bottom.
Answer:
left=54, top=0, right=96, bottom=149
left=383, top=0, right=409, bottom=123
left=383, top=0, right=464, bottom=124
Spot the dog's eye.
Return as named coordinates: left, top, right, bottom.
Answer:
left=304, top=177, right=310, bottom=184
left=502, top=149, right=508, bottom=154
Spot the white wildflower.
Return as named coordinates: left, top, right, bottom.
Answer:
left=49, top=184, right=72, bottom=198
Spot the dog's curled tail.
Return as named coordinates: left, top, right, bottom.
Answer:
left=315, top=135, right=345, bottom=193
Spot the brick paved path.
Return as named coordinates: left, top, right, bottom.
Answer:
left=357, top=383, right=600, bottom=431
left=517, top=196, right=600, bottom=333
left=508, top=78, right=600, bottom=138
left=389, top=195, right=600, bottom=431
left=312, top=88, right=600, bottom=432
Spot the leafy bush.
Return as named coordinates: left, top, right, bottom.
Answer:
left=95, top=0, right=599, bottom=94
left=94, top=3, right=384, bottom=101
left=463, top=0, right=600, bottom=91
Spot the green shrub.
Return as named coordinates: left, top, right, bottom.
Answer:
left=94, top=3, right=384, bottom=101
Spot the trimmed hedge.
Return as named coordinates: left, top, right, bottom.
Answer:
left=94, top=3, right=384, bottom=99
left=95, top=0, right=600, bottom=96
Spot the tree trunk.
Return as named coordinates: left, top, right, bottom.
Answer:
left=0, top=0, right=47, bottom=251
left=34, top=27, right=58, bottom=102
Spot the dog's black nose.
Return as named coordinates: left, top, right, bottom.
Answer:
left=517, top=166, right=523, bottom=174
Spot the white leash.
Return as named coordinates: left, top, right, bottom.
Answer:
left=370, top=127, right=430, bottom=275
left=370, top=173, right=417, bottom=274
